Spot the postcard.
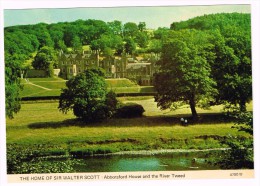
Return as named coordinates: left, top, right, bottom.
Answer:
left=1, top=0, right=259, bottom=186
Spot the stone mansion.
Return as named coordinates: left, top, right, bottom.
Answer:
left=58, top=51, right=159, bottom=86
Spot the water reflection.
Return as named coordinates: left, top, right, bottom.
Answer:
left=74, top=151, right=221, bottom=172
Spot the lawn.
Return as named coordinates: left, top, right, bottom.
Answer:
left=20, top=77, right=67, bottom=97
left=106, top=78, right=138, bottom=87
left=6, top=97, right=252, bottom=156
left=20, top=77, right=155, bottom=97
left=27, top=77, right=66, bottom=82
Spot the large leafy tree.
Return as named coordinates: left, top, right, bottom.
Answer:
left=170, top=13, right=252, bottom=111
left=207, top=29, right=252, bottom=111
left=123, top=22, right=139, bottom=38
left=32, top=46, right=57, bottom=76
left=5, top=53, right=23, bottom=118
left=124, top=37, right=136, bottom=55
left=90, top=34, right=124, bottom=56
left=108, top=20, right=123, bottom=36
left=219, top=27, right=251, bottom=111
left=4, top=30, right=39, bottom=56
left=82, top=19, right=109, bottom=43
left=71, top=36, right=82, bottom=52
left=147, top=39, right=162, bottom=54
left=135, top=32, right=149, bottom=48
left=63, top=24, right=79, bottom=47
left=58, top=68, right=117, bottom=122
left=33, top=23, right=54, bottom=48
left=49, top=24, right=66, bottom=50
left=138, top=22, right=146, bottom=32
left=154, top=30, right=217, bottom=120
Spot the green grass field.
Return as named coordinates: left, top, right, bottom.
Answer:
left=20, top=77, right=155, bottom=97
left=106, top=78, right=138, bottom=87
left=6, top=97, right=252, bottom=156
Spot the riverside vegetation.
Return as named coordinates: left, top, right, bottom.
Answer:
left=6, top=98, right=253, bottom=173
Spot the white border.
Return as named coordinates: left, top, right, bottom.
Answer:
left=1, top=1, right=259, bottom=186
left=1, top=0, right=254, bottom=9
left=0, top=0, right=7, bottom=185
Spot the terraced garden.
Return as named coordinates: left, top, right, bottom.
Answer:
left=20, top=77, right=155, bottom=97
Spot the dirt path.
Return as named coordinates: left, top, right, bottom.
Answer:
left=27, top=82, right=51, bottom=90
left=24, top=79, right=52, bottom=90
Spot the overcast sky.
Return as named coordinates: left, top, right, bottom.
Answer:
left=4, top=4, right=250, bottom=28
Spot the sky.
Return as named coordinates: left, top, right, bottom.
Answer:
left=4, top=4, right=251, bottom=28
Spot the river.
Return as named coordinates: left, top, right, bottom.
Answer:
left=72, top=151, right=221, bottom=172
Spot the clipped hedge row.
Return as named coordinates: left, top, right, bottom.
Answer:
left=115, top=103, right=145, bottom=118
left=21, top=96, right=60, bottom=101
left=21, top=93, right=156, bottom=101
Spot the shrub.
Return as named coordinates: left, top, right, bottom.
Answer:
left=218, top=136, right=253, bottom=169
left=92, top=103, right=110, bottom=121
left=105, top=90, right=118, bottom=116
left=216, top=111, right=254, bottom=169
left=115, top=103, right=145, bottom=118
left=7, top=144, right=77, bottom=174
left=59, top=68, right=118, bottom=123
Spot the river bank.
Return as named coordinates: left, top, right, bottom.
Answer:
left=6, top=99, right=252, bottom=173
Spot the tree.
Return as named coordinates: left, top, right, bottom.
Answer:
left=217, top=110, right=253, bottom=169
left=83, top=19, right=109, bottom=43
left=33, top=23, right=54, bottom=48
left=108, top=20, right=123, bottom=36
left=63, top=25, right=79, bottom=47
left=138, top=22, right=146, bottom=32
left=58, top=68, right=117, bottom=122
left=71, top=36, right=82, bottom=52
left=154, top=30, right=217, bottom=120
left=153, top=27, right=170, bottom=41
left=5, top=53, right=23, bottom=118
left=135, top=32, right=149, bottom=48
left=169, top=13, right=252, bottom=111
left=49, top=25, right=65, bottom=50
left=57, top=40, right=68, bottom=52
left=123, top=22, right=139, bottom=38
left=222, top=27, right=251, bottom=111
left=147, top=39, right=162, bottom=54
left=4, top=30, right=39, bottom=56
left=112, top=35, right=124, bottom=55
left=90, top=34, right=124, bottom=56
left=124, top=37, right=136, bottom=55
left=208, top=29, right=252, bottom=111
left=32, top=46, right=57, bottom=77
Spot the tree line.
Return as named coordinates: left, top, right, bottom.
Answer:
left=4, top=19, right=156, bottom=118
left=154, top=13, right=251, bottom=119
left=4, top=20, right=156, bottom=57
left=5, top=13, right=251, bottom=119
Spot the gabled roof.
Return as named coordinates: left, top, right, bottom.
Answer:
left=135, top=56, right=144, bottom=61
left=71, top=54, right=77, bottom=58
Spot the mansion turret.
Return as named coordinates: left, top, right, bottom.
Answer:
left=58, top=50, right=159, bottom=85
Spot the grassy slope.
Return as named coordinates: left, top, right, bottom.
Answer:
left=20, top=78, right=155, bottom=97
left=20, top=77, right=66, bottom=97
left=6, top=98, right=252, bottom=155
